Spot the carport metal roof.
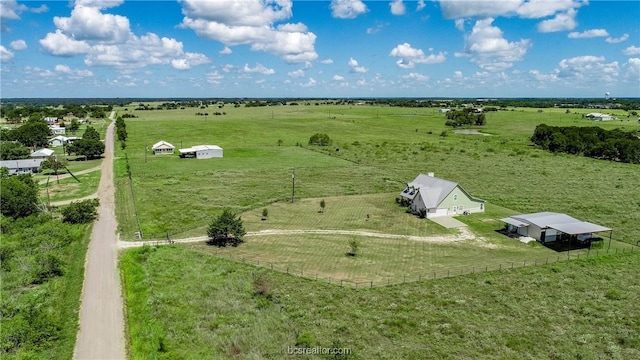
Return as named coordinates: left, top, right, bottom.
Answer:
left=547, top=222, right=611, bottom=235
left=500, top=217, right=529, bottom=227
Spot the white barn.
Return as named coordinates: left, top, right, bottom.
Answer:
left=152, top=140, right=175, bottom=155
left=178, top=145, right=223, bottom=159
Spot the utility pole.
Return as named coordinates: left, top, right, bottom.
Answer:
left=291, top=168, right=295, bottom=203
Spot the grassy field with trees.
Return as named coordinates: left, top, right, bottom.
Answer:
left=113, top=102, right=639, bottom=243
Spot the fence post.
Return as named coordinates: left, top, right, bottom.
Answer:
left=287, top=267, right=289, bottom=274
left=418, top=274, right=421, bottom=282
left=511, top=262, right=514, bottom=269
left=499, top=264, right=502, bottom=271
left=447, top=270, right=450, bottom=277
left=370, top=281, right=373, bottom=288
left=433, top=272, right=436, bottom=279
left=485, top=265, right=488, bottom=272
left=270, top=263, right=273, bottom=270
left=355, top=283, right=358, bottom=290
left=403, top=275, right=406, bottom=283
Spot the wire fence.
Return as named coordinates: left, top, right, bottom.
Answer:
left=143, top=239, right=638, bottom=289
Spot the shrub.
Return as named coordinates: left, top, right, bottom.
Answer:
left=308, top=133, right=332, bottom=146
left=347, top=239, right=360, bottom=257
left=61, top=199, right=99, bottom=224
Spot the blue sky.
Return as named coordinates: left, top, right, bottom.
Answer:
left=1, top=0, right=639, bottom=98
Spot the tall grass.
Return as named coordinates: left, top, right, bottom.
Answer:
left=121, top=245, right=640, bottom=359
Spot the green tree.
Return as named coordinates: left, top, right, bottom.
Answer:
left=308, top=133, right=332, bottom=146
left=320, top=199, right=326, bottom=213
left=41, top=156, right=68, bottom=184
left=61, top=199, right=100, bottom=224
left=69, top=119, right=80, bottom=134
left=206, top=209, right=246, bottom=247
left=67, top=138, right=104, bottom=160
left=0, top=174, right=40, bottom=219
left=0, top=141, right=30, bottom=160
left=82, top=126, right=100, bottom=141
left=13, top=120, right=51, bottom=148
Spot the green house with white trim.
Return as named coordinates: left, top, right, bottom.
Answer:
left=400, top=173, right=485, bottom=218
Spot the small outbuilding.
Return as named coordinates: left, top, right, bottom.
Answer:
left=500, top=212, right=612, bottom=244
left=178, top=145, right=223, bottom=159
left=152, top=140, right=175, bottom=155
left=400, top=173, right=485, bottom=218
left=30, top=148, right=55, bottom=159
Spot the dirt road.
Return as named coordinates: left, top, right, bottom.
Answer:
left=73, top=112, right=126, bottom=359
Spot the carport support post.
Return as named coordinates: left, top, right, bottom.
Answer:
left=607, top=230, right=613, bottom=253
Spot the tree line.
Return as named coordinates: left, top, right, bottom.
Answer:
left=531, top=124, right=640, bottom=164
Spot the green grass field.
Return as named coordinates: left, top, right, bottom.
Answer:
left=114, top=104, right=640, bottom=244
left=117, top=103, right=640, bottom=358
left=38, top=170, right=100, bottom=203
left=121, top=245, right=640, bottom=359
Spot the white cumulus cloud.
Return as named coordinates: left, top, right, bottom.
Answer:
left=390, top=0, right=406, bottom=16
left=0, top=45, right=14, bottom=62
left=39, top=2, right=209, bottom=72
left=623, top=46, right=640, bottom=56
left=459, top=18, right=530, bottom=71
left=242, top=63, right=276, bottom=75
left=179, top=0, right=317, bottom=63
left=348, top=57, right=368, bottom=73
left=568, top=29, right=609, bottom=39
left=389, top=43, right=446, bottom=68
left=10, top=39, right=27, bottom=50
left=331, top=0, right=367, bottom=19
left=288, top=69, right=305, bottom=77
left=606, top=34, right=628, bottom=44
left=537, top=9, right=577, bottom=33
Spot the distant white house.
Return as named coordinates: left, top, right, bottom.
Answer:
left=50, top=125, right=66, bottom=135
left=48, top=135, right=69, bottom=147
left=44, top=117, right=58, bottom=124
left=0, top=159, right=44, bottom=175
left=152, top=140, right=175, bottom=155
left=179, top=145, right=223, bottom=159
left=584, top=112, right=615, bottom=121
left=30, top=148, right=55, bottom=159
left=439, top=109, right=451, bottom=113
